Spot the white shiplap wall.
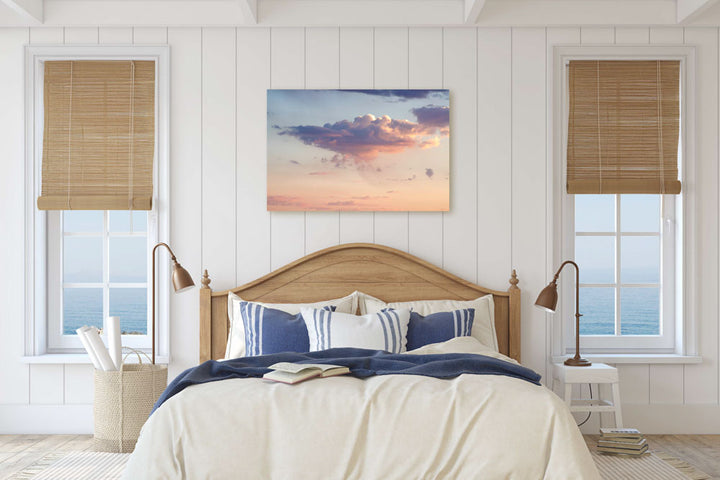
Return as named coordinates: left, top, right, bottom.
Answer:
left=0, top=25, right=719, bottom=433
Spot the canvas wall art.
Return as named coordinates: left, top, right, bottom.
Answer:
left=267, top=89, right=450, bottom=211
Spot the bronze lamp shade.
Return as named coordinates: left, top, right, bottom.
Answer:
left=152, top=243, right=195, bottom=364
left=535, top=260, right=591, bottom=367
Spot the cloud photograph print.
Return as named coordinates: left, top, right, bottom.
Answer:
left=267, top=89, right=450, bottom=211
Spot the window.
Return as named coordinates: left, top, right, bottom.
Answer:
left=568, top=194, right=677, bottom=351
left=47, top=210, right=153, bottom=351
left=24, top=46, right=169, bottom=357
left=553, top=46, right=695, bottom=355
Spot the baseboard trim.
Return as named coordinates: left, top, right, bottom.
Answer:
left=0, top=404, right=93, bottom=434
left=620, top=404, right=720, bottom=434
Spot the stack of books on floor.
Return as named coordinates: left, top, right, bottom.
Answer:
left=597, top=428, right=648, bottom=456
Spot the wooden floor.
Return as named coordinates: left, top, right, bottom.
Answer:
left=0, top=434, right=94, bottom=480
left=585, top=435, right=720, bottom=479
left=0, top=434, right=718, bottom=479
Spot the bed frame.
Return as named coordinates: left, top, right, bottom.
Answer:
left=199, top=243, right=521, bottom=363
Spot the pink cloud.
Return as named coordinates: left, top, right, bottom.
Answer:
left=278, top=112, right=448, bottom=163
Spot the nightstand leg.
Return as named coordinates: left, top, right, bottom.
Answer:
left=564, top=383, right=573, bottom=407
left=611, top=383, right=624, bottom=428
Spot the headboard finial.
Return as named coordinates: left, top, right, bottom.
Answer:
left=509, top=269, right=519, bottom=289
left=201, top=269, right=211, bottom=289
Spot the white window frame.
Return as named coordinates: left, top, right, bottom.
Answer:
left=550, top=45, right=697, bottom=356
left=24, top=45, right=170, bottom=356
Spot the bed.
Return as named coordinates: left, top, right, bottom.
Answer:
left=124, top=243, right=599, bottom=479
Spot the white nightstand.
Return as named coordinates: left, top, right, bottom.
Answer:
left=552, top=362, right=623, bottom=428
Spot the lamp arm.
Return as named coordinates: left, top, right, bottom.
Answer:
left=151, top=242, right=176, bottom=365
left=553, top=260, right=581, bottom=321
left=153, top=242, right=177, bottom=262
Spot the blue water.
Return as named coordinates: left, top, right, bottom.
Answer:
left=580, top=287, right=659, bottom=335
left=63, top=288, right=147, bottom=335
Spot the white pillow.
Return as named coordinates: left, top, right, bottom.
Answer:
left=358, top=292, right=498, bottom=352
left=225, top=291, right=358, bottom=359
left=405, top=337, right=518, bottom=365
left=301, top=308, right=411, bottom=353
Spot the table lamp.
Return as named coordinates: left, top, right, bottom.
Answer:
left=152, top=242, right=195, bottom=364
left=535, top=260, right=591, bottom=367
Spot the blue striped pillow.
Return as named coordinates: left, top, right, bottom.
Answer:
left=240, top=302, right=335, bottom=357
left=406, top=308, right=475, bottom=350
left=301, top=308, right=411, bottom=353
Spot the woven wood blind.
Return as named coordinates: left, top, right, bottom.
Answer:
left=567, top=60, right=681, bottom=195
left=37, top=60, right=155, bottom=210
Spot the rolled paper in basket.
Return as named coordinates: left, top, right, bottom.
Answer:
left=76, top=326, right=102, bottom=370
left=107, top=316, right=122, bottom=370
left=79, top=326, right=116, bottom=371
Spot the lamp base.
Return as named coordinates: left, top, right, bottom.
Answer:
left=564, top=357, right=592, bottom=367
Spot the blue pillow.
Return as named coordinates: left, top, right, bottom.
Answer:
left=406, top=308, right=475, bottom=350
left=240, top=302, right=335, bottom=356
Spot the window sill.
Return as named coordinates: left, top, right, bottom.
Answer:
left=20, top=354, right=170, bottom=365
left=551, top=354, right=702, bottom=365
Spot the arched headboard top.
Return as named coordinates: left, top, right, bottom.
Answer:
left=200, top=243, right=521, bottom=362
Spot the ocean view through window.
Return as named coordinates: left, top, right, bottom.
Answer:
left=62, top=210, right=149, bottom=336
left=575, top=194, right=663, bottom=337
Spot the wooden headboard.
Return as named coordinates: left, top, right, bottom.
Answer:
left=199, top=243, right=521, bottom=363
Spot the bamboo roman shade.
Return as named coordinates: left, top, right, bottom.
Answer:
left=566, top=60, right=681, bottom=195
left=37, top=60, right=155, bottom=210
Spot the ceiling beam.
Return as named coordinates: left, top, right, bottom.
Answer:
left=464, top=0, right=487, bottom=24
left=238, top=0, right=257, bottom=24
left=677, top=0, right=720, bottom=23
left=0, top=0, right=42, bottom=23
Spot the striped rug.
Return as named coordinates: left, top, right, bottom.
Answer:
left=8, top=451, right=130, bottom=480
left=592, top=450, right=711, bottom=480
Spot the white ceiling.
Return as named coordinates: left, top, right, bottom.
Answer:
left=1, top=0, right=720, bottom=27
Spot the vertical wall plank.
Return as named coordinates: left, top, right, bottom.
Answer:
left=237, top=28, right=272, bottom=283
left=546, top=26, right=581, bottom=383
left=684, top=28, right=719, bottom=404
left=407, top=27, right=443, bottom=268
left=132, top=27, right=167, bottom=44
left=614, top=27, right=649, bottom=44
left=580, top=27, right=614, bottom=44
left=477, top=27, right=512, bottom=290
left=168, top=27, right=202, bottom=375
left=99, top=27, right=133, bottom=44
left=338, top=27, right=375, bottom=244
left=270, top=28, right=306, bottom=269
left=617, top=365, right=651, bottom=404
left=29, top=365, right=63, bottom=405
left=64, top=365, right=94, bottom=404
left=202, top=28, right=237, bottom=289
left=443, top=28, right=478, bottom=282
left=64, top=27, right=99, bottom=44
left=29, top=28, right=63, bottom=44
left=0, top=28, right=30, bottom=404
left=512, top=27, right=547, bottom=379
left=650, top=365, right=684, bottom=404
left=649, top=27, right=684, bottom=44
left=373, top=27, right=409, bottom=252
left=304, top=27, right=341, bottom=254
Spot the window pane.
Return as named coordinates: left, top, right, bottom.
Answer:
left=621, top=195, right=660, bottom=232
left=63, top=237, right=103, bottom=283
left=576, top=236, right=615, bottom=283
left=621, top=236, right=660, bottom=283
left=63, top=288, right=103, bottom=334
left=579, top=287, right=615, bottom=335
left=575, top=195, right=615, bottom=232
left=110, top=288, right=147, bottom=335
left=621, top=287, right=660, bottom=335
left=110, top=237, right=147, bottom=282
left=132, top=211, right=147, bottom=233
left=109, top=211, right=131, bottom=232
left=63, top=211, right=103, bottom=233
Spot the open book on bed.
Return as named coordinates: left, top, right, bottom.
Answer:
left=263, top=362, right=350, bottom=385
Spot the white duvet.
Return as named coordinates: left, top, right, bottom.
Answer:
left=124, top=338, right=599, bottom=479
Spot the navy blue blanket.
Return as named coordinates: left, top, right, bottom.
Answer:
left=153, top=348, right=541, bottom=414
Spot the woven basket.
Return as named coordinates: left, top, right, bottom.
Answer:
left=93, top=350, right=167, bottom=453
